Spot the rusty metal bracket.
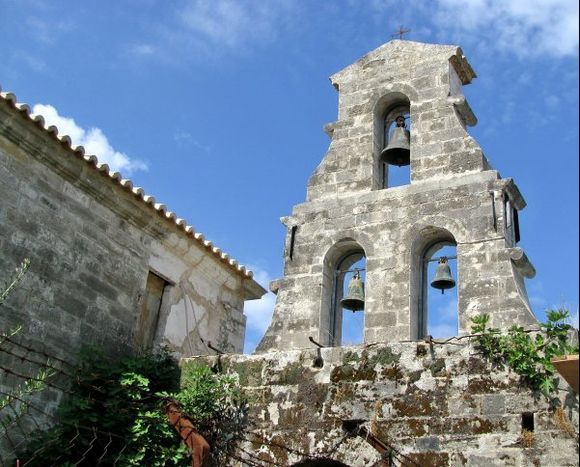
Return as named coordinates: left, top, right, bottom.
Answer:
left=207, top=341, right=224, bottom=355
left=309, top=336, right=325, bottom=368
left=200, top=337, right=224, bottom=355
left=308, top=336, right=325, bottom=348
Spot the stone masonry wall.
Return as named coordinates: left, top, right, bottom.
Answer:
left=184, top=343, right=579, bottom=466
left=0, top=96, right=263, bottom=419
left=258, top=41, right=537, bottom=352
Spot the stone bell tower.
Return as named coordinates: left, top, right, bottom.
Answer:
left=257, top=40, right=537, bottom=352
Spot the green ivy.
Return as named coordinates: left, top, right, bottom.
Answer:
left=471, top=308, right=578, bottom=396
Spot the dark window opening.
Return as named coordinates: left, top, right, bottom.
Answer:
left=504, top=195, right=521, bottom=245
left=289, top=225, right=298, bottom=260
left=291, top=460, right=350, bottom=467
left=521, top=412, right=534, bottom=432
left=513, top=208, right=521, bottom=243
left=135, top=271, right=169, bottom=350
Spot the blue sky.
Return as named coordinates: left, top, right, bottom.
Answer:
left=1, top=0, right=578, bottom=353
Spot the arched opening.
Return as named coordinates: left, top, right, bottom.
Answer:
left=410, top=227, right=459, bottom=340
left=337, top=254, right=366, bottom=346
left=321, top=240, right=366, bottom=347
left=421, top=242, right=458, bottom=339
left=381, top=106, right=411, bottom=189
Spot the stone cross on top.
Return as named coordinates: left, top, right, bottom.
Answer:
left=391, top=26, right=411, bottom=40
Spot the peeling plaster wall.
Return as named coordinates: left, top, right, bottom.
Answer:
left=148, top=237, right=248, bottom=355
left=184, top=343, right=579, bottom=466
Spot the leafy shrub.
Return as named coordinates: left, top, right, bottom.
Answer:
left=18, top=351, right=248, bottom=466
left=3, top=259, right=247, bottom=465
left=471, top=308, right=579, bottom=396
left=19, top=349, right=186, bottom=466
left=176, top=365, right=248, bottom=465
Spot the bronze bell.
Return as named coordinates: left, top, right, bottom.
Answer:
left=340, top=270, right=365, bottom=312
left=380, top=116, right=410, bottom=167
left=430, top=257, right=456, bottom=294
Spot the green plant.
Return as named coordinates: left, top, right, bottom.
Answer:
left=176, top=365, right=248, bottom=464
left=1, top=259, right=55, bottom=438
left=19, top=349, right=186, bottom=466
left=1, top=258, right=247, bottom=465
left=471, top=308, right=579, bottom=396
left=0, top=258, right=30, bottom=307
left=18, top=352, right=248, bottom=466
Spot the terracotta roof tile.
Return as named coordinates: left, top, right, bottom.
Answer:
left=0, top=86, right=254, bottom=279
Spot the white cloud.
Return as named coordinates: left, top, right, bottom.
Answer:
left=126, top=43, right=157, bottom=57
left=178, top=0, right=292, bottom=51
left=173, top=130, right=193, bottom=143
left=26, top=16, right=75, bottom=45
left=434, top=0, right=579, bottom=58
left=127, top=0, right=296, bottom=61
left=32, top=104, right=148, bottom=175
left=14, top=51, right=46, bottom=72
left=173, top=130, right=212, bottom=154
left=429, top=296, right=459, bottom=337
left=243, top=265, right=276, bottom=352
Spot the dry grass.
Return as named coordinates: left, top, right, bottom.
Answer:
left=554, top=407, right=577, bottom=438
left=519, top=429, right=535, bottom=448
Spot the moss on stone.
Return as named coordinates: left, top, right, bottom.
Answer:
left=392, top=392, right=449, bottom=417
left=408, top=452, right=450, bottom=467
left=332, top=382, right=356, bottom=404
left=416, top=343, right=429, bottom=357
left=466, top=376, right=511, bottom=394
left=331, top=363, right=377, bottom=383
left=330, top=364, right=356, bottom=383
left=342, top=350, right=361, bottom=365
left=408, top=370, right=423, bottom=384
left=278, top=360, right=306, bottom=385
left=226, top=360, right=264, bottom=387
left=430, top=358, right=447, bottom=377
left=367, top=347, right=401, bottom=367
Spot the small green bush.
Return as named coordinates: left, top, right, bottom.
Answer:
left=471, top=308, right=578, bottom=396
left=19, top=351, right=247, bottom=466
left=20, top=349, right=185, bottom=466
